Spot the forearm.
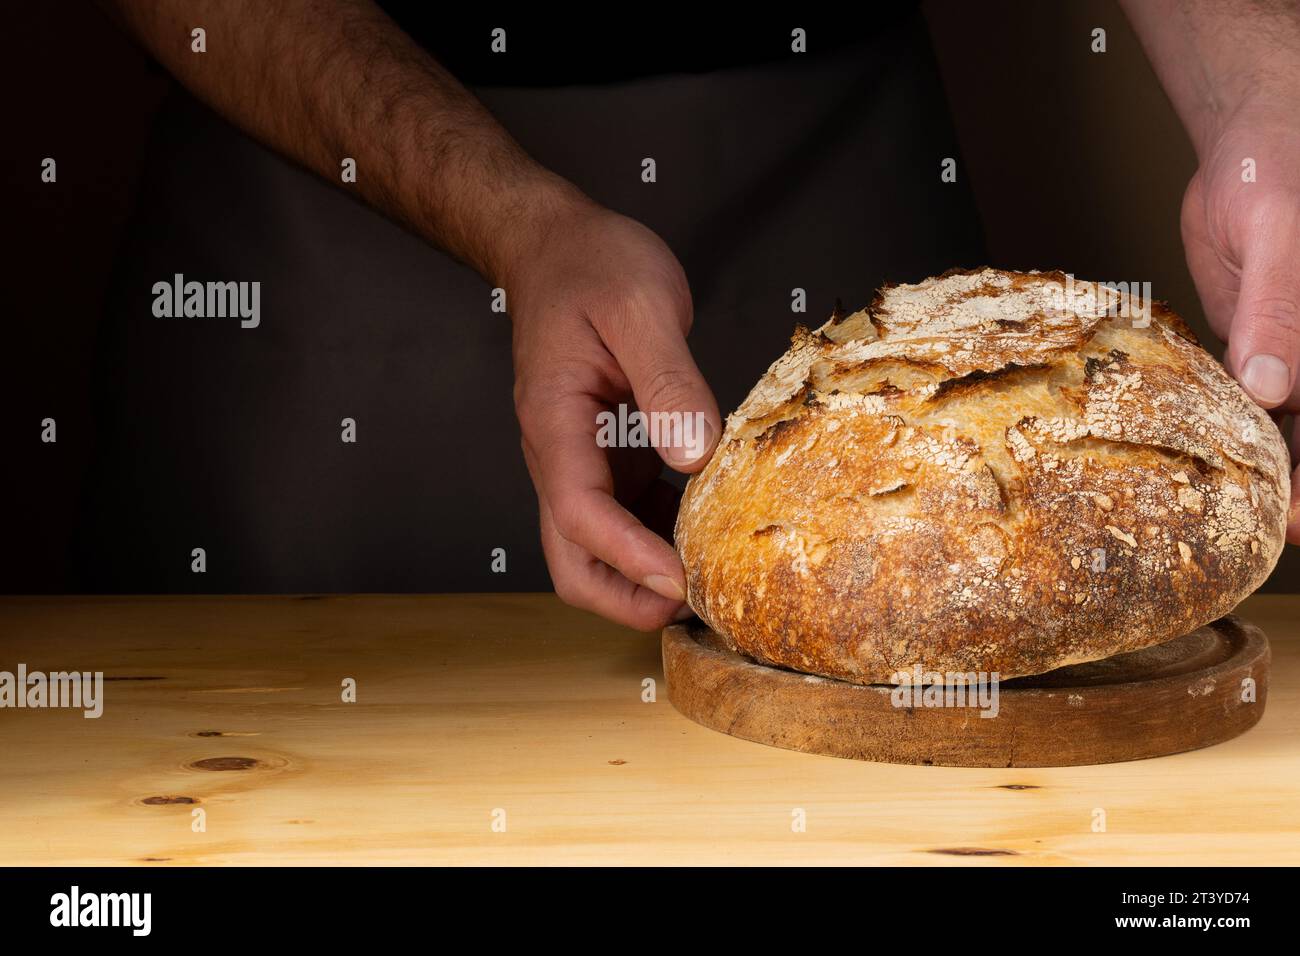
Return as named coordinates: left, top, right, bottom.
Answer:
left=101, top=0, right=589, bottom=283
left=1122, top=0, right=1300, bottom=156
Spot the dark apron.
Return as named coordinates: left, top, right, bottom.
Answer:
left=76, top=10, right=985, bottom=592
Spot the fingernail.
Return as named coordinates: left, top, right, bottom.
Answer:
left=664, top=416, right=715, bottom=467
left=1241, top=354, right=1291, bottom=405
left=672, top=604, right=696, bottom=622
left=643, top=574, right=685, bottom=601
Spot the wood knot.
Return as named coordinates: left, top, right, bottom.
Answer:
left=102, top=675, right=165, bottom=682
left=188, top=756, right=260, bottom=772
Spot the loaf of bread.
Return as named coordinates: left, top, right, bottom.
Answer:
left=675, top=268, right=1290, bottom=683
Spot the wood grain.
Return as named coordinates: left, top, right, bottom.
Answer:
left=663, top=616, right=1268, bottom=767
left=0, top=593, right=1297, bottom=865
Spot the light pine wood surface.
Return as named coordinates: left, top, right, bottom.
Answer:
left=0, top=593, right=1296, bottom=866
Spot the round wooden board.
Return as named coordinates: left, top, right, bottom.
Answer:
left=663, top=615, right=1270, bottom=767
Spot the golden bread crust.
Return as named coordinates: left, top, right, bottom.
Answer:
left=675, top=269, right=1290, bottom=682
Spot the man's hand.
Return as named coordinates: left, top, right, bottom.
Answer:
left=1182, top=96, right=1300, bottom=544
left=506, top=202, right=720, bottom=630
left=1125, top=0, right=1300, bottom=543
left=102, top=0, right=722, bottom=624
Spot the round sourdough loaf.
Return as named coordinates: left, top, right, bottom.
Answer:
left=675, top=268, right=1290, bottom=683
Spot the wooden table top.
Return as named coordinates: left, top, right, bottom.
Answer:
left=1, top=593, right=1296, bottom=866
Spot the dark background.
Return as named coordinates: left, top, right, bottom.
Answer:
left=5, top=0, right=1297, bottom=594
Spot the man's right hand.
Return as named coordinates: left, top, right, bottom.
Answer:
left=504, top=201, right=721, bottom=630
left=102, top=0, right=722, bottom=627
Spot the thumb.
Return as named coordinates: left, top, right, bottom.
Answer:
left=603, top=299, right=721, bottom=473
left=1225, top=205, right=1300, bottom=410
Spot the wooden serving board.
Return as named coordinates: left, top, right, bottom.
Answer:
left=663, top=615, right=1270, bottom=767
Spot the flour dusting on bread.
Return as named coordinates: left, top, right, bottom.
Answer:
left=676, top=268, right=1289, bottom=683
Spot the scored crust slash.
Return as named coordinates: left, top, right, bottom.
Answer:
left=674, top=268, right=1289, bottom=686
